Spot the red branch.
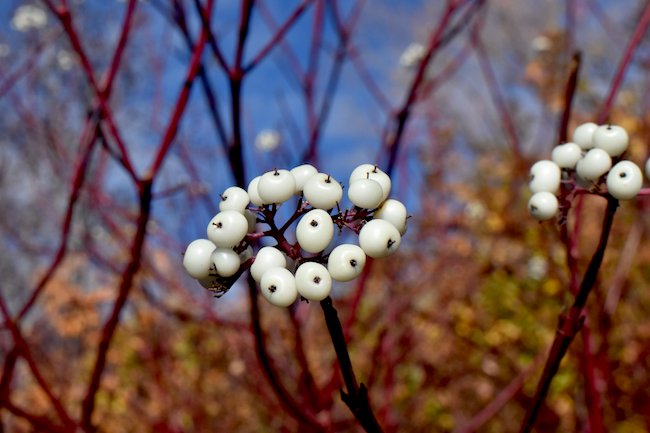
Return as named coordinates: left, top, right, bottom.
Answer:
left=17, top=121, right=98, bottom=321
left=596, top=1, right=650, bottom=124
left=80, top=180, right=153, bottom=430
left=383, top=0, right=486, bottom=176
left=244, top=0, right=314, bottom=72
left=0, top=297, right=76, bottom=430
left=518, top=197, right=618, bottom=433
left=45, top=0, right=139, bottom=181
left=18, top=0, right=139, bottom=321
left=80, top=1, right=213, bottom=429
left=558, top=53, right=606, bottom=429
left=471, top=31, right=522, bottom=162
left=557, top=52, right=581, bottom=144
left=246, top=277, right=326, bottom=430
left=455, top=352, right=545, bottom=433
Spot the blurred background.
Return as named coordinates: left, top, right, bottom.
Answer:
left=2, top=0, right=650, bottom=431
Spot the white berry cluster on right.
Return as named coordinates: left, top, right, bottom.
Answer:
left=528, top=122, right=649, bottom=220
left=182, top=163, right=408, bottom=308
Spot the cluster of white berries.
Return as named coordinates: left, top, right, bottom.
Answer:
left=182, top=164, right=407, bottom=307
left=528, top=123, right=649, bottom=220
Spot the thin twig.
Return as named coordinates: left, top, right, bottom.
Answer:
left=287, top=306, right=323, bottom=412
left=46, top=0, right=139, bottom=181
left=558, top=52, right=581, bottom=145
left=0, top=298, right=76, bottom=430
left=18, top=0, right=139, bottom=320
left=455, top=351, right=545, bottom=433
left=81, top=2, right=213, bottom=427
left=383, top=0, right=486, bottom=176
left=596, top=1, right=650, bottom=124
left=80, top=179, right=153, bottom=431
left=171, top=0, right=230, bottom=154
left=244, top=0, right=314, bottom=72
left=518, top=197, right=618, bottom=433
left=471, top=31, right=522, bottom=162
left=555, top=50, right=605, bottom=433
left=246, top=276, right=325, bottom=430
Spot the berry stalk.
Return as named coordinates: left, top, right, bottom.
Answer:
left=320, top=296, right=384, bottom=433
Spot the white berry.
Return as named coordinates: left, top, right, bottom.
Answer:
left=646, top=157, right=650, bottom=180
left=358, top=219, right=401, bottom=258
left=296, top=209, right=334, bottom=253
left=576, top=148, right=612, bottom=181
left=348, top=178, right=384, bottom=209
left=606, top=160, right=642, bottom=200
left=250, top=246, right=287, bottom=282
left=349, top=164, right=391, bottom=201
left=219, top=186, right=249, bottom=213
left=244, top=209, right=257, bottom=233
left=551, top=142, right=582, bottom=169
left=593, top=124, right=629, bottom=157
left=247, top=176, right=264, bottom=207
left=573, top=122, right=598, bottom=150
left=528, top=191, right=559, bottom=221
left=374, top=199, right=407, bottom=235
left=290, top=164, right=318, bottom=193
left=327, top=244, right=366, bottom=282
left=210, top=248, right=241, bottom=277
left=349, top=164, right=375, bottom=181
left=206, top=210, right=249, bottom=248
left=260, top=267, right=298, bottom=307
left=183, top=239, right=216, bottom=279
left=303, top=173, right=343, bottom=210
left=239, top=245, right=254, bottom=263
left=258, top=169, right=296, bottom=204
left=529, top=160, right=561, bottom=193
left=295, top=262, right=332, bottom=301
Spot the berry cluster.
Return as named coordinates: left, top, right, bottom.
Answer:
left=182, top=164, right=407, bottom=307
left=528, top=123, right=650, bottom=220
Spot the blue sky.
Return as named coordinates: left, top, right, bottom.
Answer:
left=0, top=0, right=646, bottom=286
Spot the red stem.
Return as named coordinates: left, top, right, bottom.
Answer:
left=579, top=318, right=605, bottom=433
left=455, top=352, right=545, bottom=433
left=0, top=298, right=76, bottom=430
left=148, top=0, right=211, bottom=177
left=0, top=34, right=54, bottom=99
left=173, top=1, right=230, bottom=154
left=80, top=179, right=153, bottom=431
left=17, top=121, right=98, bottom=321
left=518, top=197, right=618, bottom=433
left=245, top=0, right=314, bottom=72
left=596, top=1, right=650, bottom=124
left=246, top=276, right=326, bottom=430
left=384, top=0, right=485, bottom=176
left=191, top=0, right=230, bottom=72
left=2, top=399, right=70, bottom=433
left=558, top=52, right=581, bottom=144
left=81, top=2, right=213, bottom=428
left=472, top=30, right=522, bottom=162
left=303, top=0, right=362, bottom=163
left=18, top=0, right=138, bottom=321
left=47, top=1, right=139, bottom=181
left=287, top=307, right=324, bottom=413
